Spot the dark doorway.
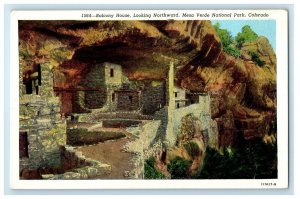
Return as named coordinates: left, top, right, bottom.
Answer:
left=112, top=93, right=115, bottom=102
left=110, top=68, right=114, bottom=77
left=19, top=131, right=29, bottom=158
left=37, top=64, right=41, bottom=85
left=25, top=81, right=33, bottom=94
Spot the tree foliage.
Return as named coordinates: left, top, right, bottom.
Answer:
left=235, top=25, right=258, bottom=48
left=144, top=156, right=165, bottom=179
left=214, top=22, right=233, bottom=48
left=167, top=156, right=192, bottom=179
left=192, top=139, right=277, bottom=179
left=214, top=23, right=261, bottom=57
left=214, top=22, right=240, bottom=57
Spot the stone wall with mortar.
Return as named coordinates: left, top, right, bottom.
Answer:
left=104, top=62, right=123, bottom=85
left=116, top=90, right=141, bottom=111
left=122, top=120, right=161, bottom=179
left=47, top=146, right=111, bottom=180
left=141, top=81, right=166, bottom=115
left=160, top=93, right=218, bottom=148
left=78, top=62, right=123, bottom=110
left=19, top=62, right=67, bottom=172
left=79, top=64, right=106, bottom=109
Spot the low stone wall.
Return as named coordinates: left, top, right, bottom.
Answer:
left=124, top=120, right=161, bottom=154
left=122, top=120, right=161, bottom=179
left=77, top=112, right=154, bottom=123
left=48, top=146, right=111, bottom=180
left=66, top=128, right=126, bottom=146
left=102, top=120, right=141, bottom=128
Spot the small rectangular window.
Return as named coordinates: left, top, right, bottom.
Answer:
left=37, top=64, right=42, bottom=86
left=177, top=103, right=180, bottom=109
left=110, top=68, right=114, bottom=77
left=175, top=92, right=178, bottom=98
left=129, top=95, right=133, bottom=103
left=112, top=93, right=115, bottom=101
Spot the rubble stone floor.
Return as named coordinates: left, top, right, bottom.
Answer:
left=75, top=125, right=136, bottom=179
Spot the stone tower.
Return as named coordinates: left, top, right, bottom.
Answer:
left=165, top=62, right=176, bottom=146
left=19, top=62, right=66, bottom=172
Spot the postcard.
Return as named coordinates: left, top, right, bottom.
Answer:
left=10, top=9, right=288, bottom=189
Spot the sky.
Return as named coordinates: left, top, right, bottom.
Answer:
left=211, top=20, right=276, bottom=50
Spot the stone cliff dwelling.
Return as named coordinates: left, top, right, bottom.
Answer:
left=19, top=59, right=214, bottom=179
left=18, top=20, right=277, bottom=179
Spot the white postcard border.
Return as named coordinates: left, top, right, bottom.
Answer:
left=9, top=9, right=288, bottom=189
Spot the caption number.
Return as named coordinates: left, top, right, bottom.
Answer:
left=261, top=182, right=277, bottom=187
left=82, top=14, right=92, bottom=18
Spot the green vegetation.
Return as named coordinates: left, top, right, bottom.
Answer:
left=250, top=51, right=266, bottom=67
left=184, top=141, right=200, bottom=158
left=167, top=156, right=192, bottom=179
left=235, top=25, right=258, bottom=48
left=192, top=139, right=277, bottom=179
left=144, top=156, right=165, bottom=179
left=213, top=23, right=262, bottom=60
left=223, top=45, right=240, bottom=58
left=213, top=22, right=240, bottom=57
left=67, top=128, right=126, bottom=146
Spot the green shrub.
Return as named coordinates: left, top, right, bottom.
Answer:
left=144, top=156, right=165, bottom=179
left=184, top=141, right=200, bottom=158
left=250, top=51, right=266, bottom=67
left=167, top=156, right=192, bottom=179
left=224, top=45, right=240, bottom=58
left=235, top=25, right=258, bottom=48
left=146, top=156, right=156, bottom=168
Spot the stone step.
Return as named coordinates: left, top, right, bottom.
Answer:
left=87, top=123, right=103, bottom=131
left=49, top=163, right=111, bottom=180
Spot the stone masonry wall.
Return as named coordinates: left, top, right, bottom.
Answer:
left=116, top=91, right=140, bottom=111
left=123, top=120, right=161, bottom=178
left=104, top=62, right=122, bottom=85
left=47, top=146, right=111, bottom=180
left=79, top=64, right=106, bottom=109
left=163, top=94, right=219, bottom=148
left=141, top=81, right=166, bottom=115
left=19, top=62, right=67, bottom=172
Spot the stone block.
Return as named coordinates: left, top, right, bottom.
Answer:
left=42, top=174, right=55, bottom=179
left=28, top=134, right=38, bottom=142
left=36, top=118, right=52, bottom=127
left=39, top=107, right=51, bottom=115
left=62, top=172, right=81, bottom=180
left=86, top=167, right=98, bottom=177
left=73, top=168, right=89, bottom=179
